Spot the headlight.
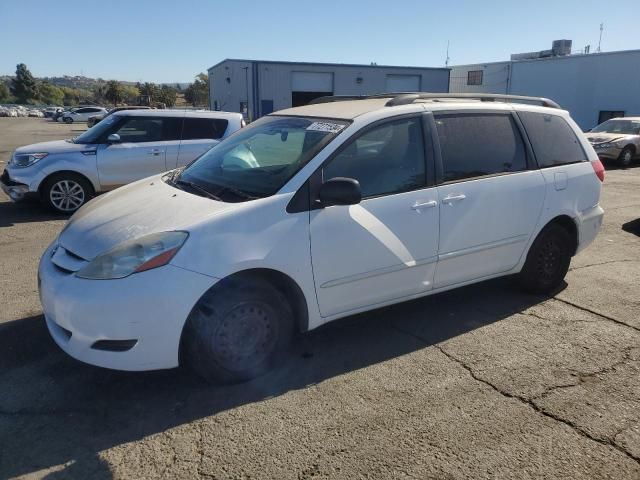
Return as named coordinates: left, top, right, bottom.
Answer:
left=10, top=152, right=48, bottom=168
left=76, top=231, right=188, bottom=280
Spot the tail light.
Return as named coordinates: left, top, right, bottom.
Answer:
left=591, top=159, right=605, bottom=182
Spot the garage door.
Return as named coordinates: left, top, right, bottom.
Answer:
left=291, top=72, right=334, bottom=92
left=385, top=74, right=421, bottom=92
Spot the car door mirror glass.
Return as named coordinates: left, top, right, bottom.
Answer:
left=318, top=177, right=362, bottom=207
left=107, top=133, right=121, bottom=143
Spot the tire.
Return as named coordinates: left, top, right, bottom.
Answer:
left=518, top=223, right=573, bottom=294
left=182, top=278, right=294, bottom=384
left=618, top=146, right=634, bottom=168
left=64, top=117, right=73, bottom=124
left=41, top=173, right=93, bottom=214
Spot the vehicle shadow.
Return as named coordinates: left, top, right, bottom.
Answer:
left=0, top=278, right=549, bottom=479
left=0, top=198, right=66, bottom=227
left=622, top=218, right=640, bottom=237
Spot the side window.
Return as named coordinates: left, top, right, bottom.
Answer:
left=518, top=112, right=587, bottom=168
left=75, top=108, right=89, bottom=114
left=323, top=117, right=427, bottom=198
left=435, top=114, right=527, bottom=182
left=163, top=118, right=182, bottom=141
left=182, top=118, right=229, bottom=140
left=113, top=117, right=164, bottom=143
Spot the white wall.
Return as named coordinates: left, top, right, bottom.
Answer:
left=449, top=62, right=510, bottom=94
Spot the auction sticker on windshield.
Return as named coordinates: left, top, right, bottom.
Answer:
left=306, top=122, right=345, bottom=133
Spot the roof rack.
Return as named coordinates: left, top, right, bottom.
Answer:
left=309, top=92, right=561, bottom=109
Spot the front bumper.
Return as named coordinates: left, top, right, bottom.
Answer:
left=0, top=169, right=30, bottom=201
left=591, top=144, right=622, bottom=160
left=39, top=242, right=217, bottom=371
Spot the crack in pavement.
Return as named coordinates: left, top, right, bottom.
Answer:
left=569, top=259, right=636, bottom=271
left=387, top=323, right=640, bottom=465
left=553, top=297, right=640, bottom=333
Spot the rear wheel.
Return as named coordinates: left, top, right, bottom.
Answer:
left=41, top=173, right=93, bottom=214
left=64, top=117, right=73, bottom=124
left=618, top=146, right=634, bottom=168
left=518, top=223, right=573, bottom=294
left=182, top=278, right=294, bottom=384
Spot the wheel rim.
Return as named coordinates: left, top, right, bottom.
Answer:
left=535, top=238, right=563, bottom=283
left=212, top=302, right=278, bottom=372
left=50, top=180, right=85, bottom=212
left=624, top=151, right=632, bottom=163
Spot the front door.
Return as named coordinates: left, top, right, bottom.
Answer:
left=97, top=116, right=178, bottom=189
left=310, top=115, right=440, bottom=317
left=432, top=112, right=546, bottom=288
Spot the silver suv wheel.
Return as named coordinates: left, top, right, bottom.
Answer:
left=49, top=180, right=85, bottom=212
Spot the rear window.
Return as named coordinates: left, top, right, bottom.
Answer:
left=182, top=118, right=228, bottom=140
left=518, top=112, right=587, bottom=168
left=435, top=113, right=527, bottom=182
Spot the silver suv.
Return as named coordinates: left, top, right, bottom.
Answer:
left=2, top=110, right=244, bottom=213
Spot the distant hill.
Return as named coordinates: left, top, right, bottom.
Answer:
left=0, top=75, right=139, bottom=90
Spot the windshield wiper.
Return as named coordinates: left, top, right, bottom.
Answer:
left=215, top=185, right=258, bottom=200
left=175, top=179, right=222, bottom=201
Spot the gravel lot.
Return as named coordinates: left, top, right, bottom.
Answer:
left=1, top=117, right=639, bottom=479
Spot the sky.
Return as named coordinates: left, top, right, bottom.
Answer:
left=1, top=0, right=639, bottom=83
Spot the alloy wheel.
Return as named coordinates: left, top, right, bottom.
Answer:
left=49, top=180, right=85, bottom=212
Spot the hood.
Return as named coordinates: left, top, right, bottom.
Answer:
left=585, top=133, right=627, bottom=144
left=58, top=174, right=237, bottom=260
left=14, top=139, right=94, bottom=155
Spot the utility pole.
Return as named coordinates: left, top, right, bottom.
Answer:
left=445, top=40, right=450, bottom=67
left=597, top=23, right=604, bottom=53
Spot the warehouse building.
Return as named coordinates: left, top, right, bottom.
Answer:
left=208, top=59, right=450, bottom=120
left=450, top=42, right=640, bottom=130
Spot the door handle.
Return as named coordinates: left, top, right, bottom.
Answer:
left=148, top=149, right=165, bottom=156
left=442, top=193, right=466, bottom=204
left=411, top=200, right=438, bottom=210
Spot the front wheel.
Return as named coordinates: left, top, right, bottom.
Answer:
left=64, top=117, right=73, bottom=124
left=618, top=146, right=634, bottom=168
left=42, top=173, right=93, bottom=214
left=182, top=279, right=294, bottom=384
left=518, top=224, right=572, bottom=294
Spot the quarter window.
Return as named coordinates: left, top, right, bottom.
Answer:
left=323, top=117, right=427, bottom=198
left=518, top=112, right=587, bottom=168
left=435, top=114, right=527, bottom=182
left=181, top=118, right=229, bottom=140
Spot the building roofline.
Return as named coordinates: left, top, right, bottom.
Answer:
left=207, top=58, right=450, bottom=72
left=451, top=47, right=640, bottom=69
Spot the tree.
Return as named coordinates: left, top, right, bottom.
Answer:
left=184, top=72, right=209, bottom=107
left=10, top=63, right=39, bottom=103
left=38, top=82, right=64, bottom=105
left=105, top=80, right=124, bottom=105
left=121, top=85, right=140, bottom=105
left=157, top=85, right=177, bottom=107
left=0, top=82, right=9, bottom=102
left=139, top=82, right=159, bottom=98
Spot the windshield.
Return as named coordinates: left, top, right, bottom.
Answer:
left=73, top=114, right=121, bottom=144
left=174, top=115, right=348, bottom=201
left=591, top=119, right=640, bottom=135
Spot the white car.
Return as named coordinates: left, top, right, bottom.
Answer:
left=2, top=110, right=244, bottom=212
left=38, top=93, right=605, bottom=383
left=60, top=107, right=108, bottom=123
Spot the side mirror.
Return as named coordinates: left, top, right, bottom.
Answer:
left=318, top=177, right=362, bottom=207
left=107, top=133, right=121, bottom=143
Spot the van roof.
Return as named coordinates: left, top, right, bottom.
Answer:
left=275, top=93, right=564, bottom=120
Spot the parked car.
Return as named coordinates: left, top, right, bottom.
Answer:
left=35, top=93, right=604, bottom=383
left=2, top=110, right=243, bottom=212
left=28, top=109, right=44, bottom=118
left=60, top=106, right=108, bottom=124
left=44, top=107, right=62, bottom=118
left=586, top=117, right=640, bottom=167
left=87, top=105, right=152, bottom=127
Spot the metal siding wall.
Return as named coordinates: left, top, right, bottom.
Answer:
left=256, top=64, right=449, bottom=114
left=509, top=52, right=640, bottom=129
left=209, top=60, right=255, bottom=117
left=449, top=63, right=510, bottom=94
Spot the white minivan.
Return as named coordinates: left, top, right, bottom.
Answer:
left=2, top=110, right=244, bottom=212
left=38, top=93, right=605, bottom=383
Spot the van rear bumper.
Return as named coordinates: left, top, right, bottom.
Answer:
left=576, top=204, right=604, bottom=254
